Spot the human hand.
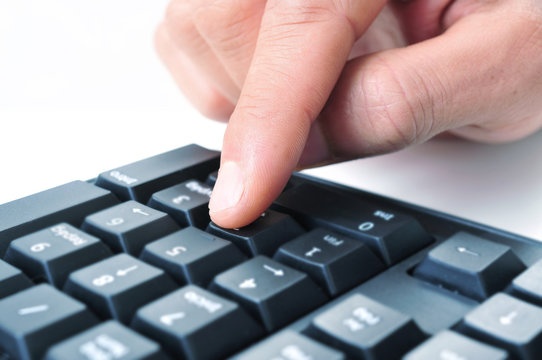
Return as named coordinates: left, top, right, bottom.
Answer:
left=156, top=0, right=542, bottom=228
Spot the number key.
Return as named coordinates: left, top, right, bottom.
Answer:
left=206, top=210, right=305, bottom=257
left=148, top=179, right=213, bottom=229
left=274, top=228, right=384, bottom=296
left=210, top=256, right=327, bottom=332
left=140, top=227, right=246, bottom=286
left=45, top=320, right=167, bottom=360
left=231, top=330, right=345, bottom=360
left=456, top=292, right=542, bottom=360
left=82, top=201, right=179, bottom=256
left=64, top=254, right=176, bottom=324
left=4, top=223, right=111, bottom=288
left=304, top=293, right=425, bottom=359
left=132, top=285, right=264, bottom=360
left=404, top=330, right=508, bottom=360
left=273, top=183, right=433, bottom=265
left=0, top=259, right=32, bottom=299
left=0, top=284, right=98, bottom=360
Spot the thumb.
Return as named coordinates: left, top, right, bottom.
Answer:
left=315, top=2, right=542, bottom=160
left=209, top=0, right=386, bottom=228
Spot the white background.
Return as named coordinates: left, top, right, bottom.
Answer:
left=1, top=1, right=541, bottom=240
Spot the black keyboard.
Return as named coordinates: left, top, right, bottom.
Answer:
left=1, top=143, right=541, bottom=360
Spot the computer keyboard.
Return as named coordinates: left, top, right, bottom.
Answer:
left=1, top=143, right=541, bottom=360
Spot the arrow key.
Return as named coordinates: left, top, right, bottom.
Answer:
left=210, top=256, right=328, bottom=332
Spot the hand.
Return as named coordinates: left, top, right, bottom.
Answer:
left=156, top=0, right=542, bottom=228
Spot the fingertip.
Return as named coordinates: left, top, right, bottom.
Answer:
left=209, top=161, right=245, bottom=216
left=208, top=161, right=259, bottom=229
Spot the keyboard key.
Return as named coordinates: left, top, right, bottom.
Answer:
left=305, top=293, right=425, bottom=359
left=206, top=170, right=218, bottom=186
left=274, top=228, right=384, bottom=296
left=414, top=232, right=526, bottom=301
left=206, top=210, right=305, bottom=257
left=274, top=183, right=432, bottom=265
left=0, top=259, right=33, bottom=299
left=231, top=330, right=345, bottom=360
left=95, top=144, right=220, bottom=202
left=148, top=179, right=213, bottom=229
left=508, top=258, right=542, bottom=306
left=64, top=254, right=176, bottom=324
left=82, top=201, right=179, bottom=256
left=45, top=320, right=168, bottom=360
left=132, top=285, right=264, bottom=360
left=210, top=256, right=328, bottom=332
left=403, top=330, right=508, bottom=360
left=4, top=223, right=112, bottom=288
left=0, top=284, right=98, bottom=360
left=140, top=227, right=246, bottom=286
left=0, top=180, right=119, bottom=257
left=457, top=293, right=542, bottom=360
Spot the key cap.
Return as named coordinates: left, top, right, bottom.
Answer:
left=64, top=254, right=176, bottom=324
left=45, top=320, right=168, bottom=360
left=131, top=285, right=264, bottom=360
left=403, top=330, right=508, bottom=360
left=82, top=201, right=179, bottom=256
left=210, top=256, right=328, bottom=332
left=456, top=293, right=542, bottom=360
left=414, top=232, right=526, bottom=301
left=206, top=170, right=218, bottom=186
left=273, top=183, right=432, bottom=266
left=206, top=210, right=305, bottom=257
left=0, top=259, right=32, bottom=299
left=231, top=330, right=345, bottom=360
left=508, top=258, right=542, bottom=306
left=95, top=144, right=220, bottom=202
left=148, top=179, right=213, bottom=229
left=274, top=228, right=384, bottom=296
left=0, top=284, right=98, bottom=360
left=140, top=227, right=246, bottom=286
left=305, top=293, right=425, bottom=359
left=4, top=223, right=112, bottom=288
left=0, top=180, right=119, bottom=257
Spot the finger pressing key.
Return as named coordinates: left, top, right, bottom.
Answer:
left=209, top=0, right=387, bottom=229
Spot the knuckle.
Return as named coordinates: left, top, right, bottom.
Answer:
left=163, top=1, right=201, bottom=49
left=358, top=56, right=434, bottom=151
left=263, top=0, right=357, bottom=36
left=193, top=0, right=259, bottom=58
left=453, top=114, right=542, bottom=143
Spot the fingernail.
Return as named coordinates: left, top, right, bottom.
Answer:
left=209, top=161, right=245, bottom=214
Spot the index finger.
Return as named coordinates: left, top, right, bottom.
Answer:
left=209, top=0, right=386, bottom=228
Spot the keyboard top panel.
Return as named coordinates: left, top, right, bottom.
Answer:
left=1, top=143, right=541, bottom=360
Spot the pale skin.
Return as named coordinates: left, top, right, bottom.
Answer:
left=156, top=0, right=542, bottom=229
